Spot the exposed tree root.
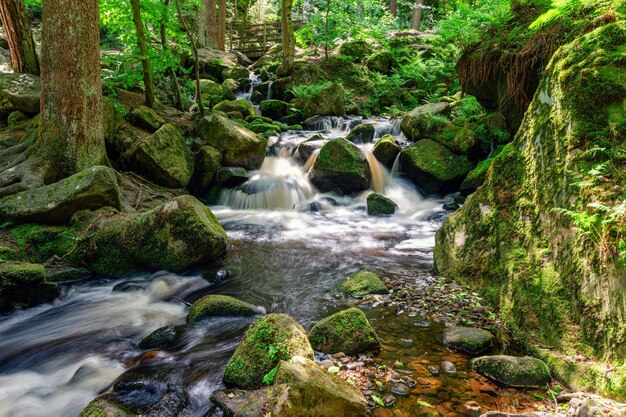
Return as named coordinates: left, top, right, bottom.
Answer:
left=0, top=145, right=47, bottom=199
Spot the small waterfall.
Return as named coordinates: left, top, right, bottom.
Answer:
left=266, top=81, right=273, bottom=100
left=374, top=117, right=403, bottom=139
left=236, top=72, right=261, bottom=102
left=218, top=158, right=314, bottom=210
left=391, top=153, right=402, bottom=176
left=302, top=148, right=320, bottom=173
left=363, top=149, right=392, bottom=194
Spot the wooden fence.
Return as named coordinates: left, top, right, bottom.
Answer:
left=229, top=20, right=303, bottom=59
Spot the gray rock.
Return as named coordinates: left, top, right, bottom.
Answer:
left=443, top=326, right=494, bottom=354
left=471, top=355, right=551, bottom=388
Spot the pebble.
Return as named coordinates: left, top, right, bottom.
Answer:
left=442, top=361, right=457, bottom=374
left=391, top=382, right=410, bottom=396
left=318, top=359, right=334, bottom=370
left=383, top=393, right=396, bottom=406
left=332, top=352, right=346, bottom=359
left=346, top=361, right=364, bottom=370
left=457, top=401, right=481, bottom=417
left=428, top=365, right=440, bottom=376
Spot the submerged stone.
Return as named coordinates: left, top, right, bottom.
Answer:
left=187, top=294, right=260, bottom=322
left=471, top=355, right=551, bottom=388
left=308, top=307, right=381, bottom=355
left=0, top=262, right=57, bottom=312
left=443, top=326, right=494, bottom=354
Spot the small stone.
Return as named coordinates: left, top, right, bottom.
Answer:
left=332, top=352, right=346, bottom=359
left=319, top=359, right=334, bottom=370
left=428, top=366, right=440, bottom=376
left=457, top=401, right=481, bottom=417
left=391, top=382, right=410, bottom=396
left=382, top=393, right=396, bottom=406
left=442, top=361, right=457, bottom=374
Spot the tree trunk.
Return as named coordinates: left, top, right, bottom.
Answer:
left=281, top=0, right=294, bottom=73
left=0, top=0, right=39, bottom=75
left=160, top=0, right=182, bottom=110
left=411, top=0, right=424, bottom=31
left=217, top=0, right=226, bottom=51
left=174, top=0, right=204, bottom=115
left=130, top=0, right=155, bottom=107
left=198, top=0, right=218, bottom=49
left=39, top=0, right=106, bottom=180
left=390, top=0, right=397, bottom=16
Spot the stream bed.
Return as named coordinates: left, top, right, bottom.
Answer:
left=0, top=118, right=546, bottom=417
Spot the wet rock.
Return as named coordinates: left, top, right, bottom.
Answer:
left=391, top=382, right=410, bottom=396
left=197, top=113, right=267, bottom=170
left=309, top=307, right=381, bottom=355
left=400, top=102, right=450, bottom=142
left=340, top=270, right=389, bottom=297
left=309, top=138, right=371, bottom=195
left=139, top=325, right=186, bottom=350
left=297, top=138, right=326, bottom=163
left=0, top=73, right=40, bottom=115
left=443, top=327, right=494, bottom=354
left=442, top=361, right=457, bottom=374
left=187, top=294, right=260, bottom=322
left=367, top=192, right=398, bottom=216
left=189, top=145, right=222, bottom=197
left=130, top=124, right=194, bottom=188
left=77, top=398, right=132, bottom=417
left=471, top=355, right=551, bottom=388
left=214, top=99, right=256, bottom=118
left=458, top=401, right=482, bottom=417
left=84, top=195, right=228, bottom=277
left=294, top=82, right=345, bottom=119
left=222, top=66, right=250, bottom=81
left=0, top=262, right=58, bottom=312
left=223, top=314, right=314, bottom=389
left=260, top=99, right=291, bottom=120
left=443, top=202, right=461, bottom=211
left=383, top=393, right=396, bottom=406
left=211, top=386, right=281, bottom=417
left=129, top=105, right=165, bottom=133
left=428, top=366, right=440, bottom=376
left=319, top=359, right=335, bottom=370
left=44, top=266, right=91, bottom=283
left=218, top=167, right=248, bottom=187
left=0, top=166, right=121, bottom=225
left=372, top=134, right=401, bottom=168
left=346, top=123, right=376, bottom=144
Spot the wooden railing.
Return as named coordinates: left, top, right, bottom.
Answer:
left=229, top=20, right=303, bottom=59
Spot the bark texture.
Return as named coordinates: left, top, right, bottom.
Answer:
left=281, top=0, right=294, bottom=72
left=198, top=0, right=219, bottom=49
left=130, top=0, right=155, bottom=107
left=411, top=0, right=424, bottom=30
left=0, top=0, right=39, bottom=75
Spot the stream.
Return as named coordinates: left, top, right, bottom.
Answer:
left=0, top=112, right=544, bottom=415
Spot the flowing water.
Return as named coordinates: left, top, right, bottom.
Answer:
left=0, top=103, right=544, bottom=415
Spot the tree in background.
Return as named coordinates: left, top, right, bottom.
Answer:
left=218, top=0, right=226, bottom=50
left=198, top=0, right=219, bottom=48
left=39, top=0, right=106, bottom=180
left=0, top=0, right=39, bottom=75
left=411, top=0, right=424, bottom=30
left=130, top=0, right=156, bottom=107
left=281, top=0, right=295, bottom=73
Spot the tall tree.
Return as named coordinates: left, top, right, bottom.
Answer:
left=390, top=0, right=397, bottom=16
left=281, top=0, right=294, bottom=72
left=174, top=0, right=204, bottom=115
left=411, top=0, right=424, bottom=30
left=38, top=0, right=106, bottom=180
left=218, top=0, right=226, bottom=51
left=130, top=0, right=156, bottom=107
left=160, top=0, right=183, bottom=110
left=0, top=0, right=39, bottom=75
left=198, top=0, right=219, bottom=49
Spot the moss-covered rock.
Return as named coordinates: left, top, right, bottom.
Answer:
left=366, top=192, right=398, bottom=216
left=309, top=308, right=381, bottom=355
left=103, top=97, right=123, bottom=150
left=84, top=195, right=227, bottom=277
left=372, top=134, right=401, bottom=168
left=434, top=22, right=626, bottom=368
left=218, top=167, right=248, bottom=187
left=0, top=262, right=57, bottom=312
left=197, top=113, right=267, bottom=170
left=129, top=105, right=165, bottom=133
left=471, top=355, right=551, bottom=388
left=196, top=48, right=241, bottom=82
left=366, top=51, right=393, bottom=74
left=260, top=99, right=291, bottom=120
left=222, top=66, right=250, bottom=81
left=10, top=224, right=78, bottom=263
left=189, top=145, right=222, bottom=197
left=309, top=138, right=371, bottom=195
left=199, top=79, right=236, bottom=108
left=138, top=325, right=185, bottom=350
left=77, top=398, right=132, bottom=417
left=213, top=99, right=256, bottom=118
left=460, top=157, right=493, bottom=195
left=340, top=270, right=389, bottom=297
left=443, top=327, right=494, bottom=354
left=294, top=82, right=345, bottom=119
left=400, top=102, right=450, bottom=142
left=339, top=40, right=373, bottom=62
left=212, top=386, right=282, bottom=417
left=0, top=166, right=121, bottom=225
left=7, top=110, right=28, bottom=127
left=223, top=314, right=314, bottom=389
left=346, top=123, right=376, bottom=144
left=187, top=294, right=259, bottom=322
left=434, top=123, right=477, bottom=156
left=272, top=356, right=369, bottom=416
left=130, top=124, right=194, bottom=188
left=0, top=73, right=40, bottom=115
left=400, top=139, right=472, bottom=195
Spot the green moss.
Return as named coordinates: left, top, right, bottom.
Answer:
left=259, top=100, right=291, bottom=120
left=309, top=138, right=371, bottom=195
left=340, top=270, right=389, bottom=297
left=77, top=399, right=132, bottom=417
left=11, top=224, right=78, bottom=263
left=213, top=99, right=256, bottom=118
left=0, top=262, right=57, bottom=312
left=223, top=314, right=314, bottom=389
left=339, top=40, right=373, bottom=62
left=308, top=308, right=381, bottom=355
left=366, top=193, right=398, bottom=217
left=471, top=355, right=551, bottom=388
left=187, top=295, right=259, bottom=323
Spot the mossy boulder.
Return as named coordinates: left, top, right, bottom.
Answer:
left=260, top=99, right=291, bottom=120
left=129, top=105, right=165, bottom=133
left=213, top=99, right=255, bottom=118
left=366, top=192, right=398, bottom=216
left=139, top=325, right=186, bottom=350
left=400, top=139, right=472, bottom=195
left=339, top=40, right=373, bottom=62
left=199, top=79, right=236, bottom=107
left=7, top=110, right=28, bottom=127
left=189, top=145, right=222, bottom=197
left=196, top=48, right=241, bottom=82
left=400, top=102, right=450, bottom=142
left=77, top=398, right=132, bottom=417
left=187, top=294, right=260, bottom=322
left=471, top=356, right=551, bottom=388
left=0, top=166, right=121, bottom=225
left=372, top=134, right=401, bottom=167
left=434, top=123, right=477, bottom=156
left=340, top=270, right=389, bottom=297
left=85, top=195, right=228, bottom=277
left=130, top=124, right=194, bottom=188
left=272, top=356, right=369, bottom=416
left=309, top=138, right=371, bottom=195
left=222, top=66, right=250, bottom=81
left=309, top=308, right=381, bottom=355
left=366, top=51, right=393, bottom=74
left=0, top=262, right=58, bottom=312
left=10, top=224, right=78, bottom=263
left=346, top=123, right=376, bottom=144
left=218, top=167, right=248, bottom=187
left=223, top=314, right=314, bottom=389
left=294, top=82, right=345, bottom=119
left=443, top=327, right=494, bottom=354
left=0, top=73, right=40, bottom=115
left=197, top=113, right=267, bottom=170
left=460, top=157, right=492, bottom=195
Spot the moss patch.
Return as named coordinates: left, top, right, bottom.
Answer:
left=187, top=294, right=259, bottom=323
left=308, top=308, right=381, bottom=355
left=340, top=270, right=389, bottom=297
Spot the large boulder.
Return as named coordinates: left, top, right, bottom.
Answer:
left=129, top=105, right=165, bottom=133
left=308, top=308, right=381, bottom=355
left=346, top=123, right=376, bottom=144
left=471, top=355, right=551, bottom=388
left=294, top=82, right=345, bottom=119
left=199, top=79, right=236, bottom=108
left=187, top=294, right=260, bottom=323
left=195, top=48, right=241, bottom=82
left=340, top=270, right=389, bottom=297
left=213, top=99, right=255, bottom=118
left=433, top=123, right=477, bottom=156
left=443, top=327, right=494, bottom=354
left=400, top=139, right=472, bottom=195
left=372, top=134, right=401, bottom=168
left=84, top=195, right=228, bottom=277
left=309, top=138, right=371, bottom=195
left=189, top=145, right=222, bottom=197
left=339, top=40, right=373, bottom=62
left=197, top=113, right=267, bottom=170
left=400, top=102, right=450, bottom=142
left=223, top=314, right=314, bottom=389
left=0, top=73, right=40, bottom=115
left=130, top=124, right=194, bottom=188
left=0, top=166, right=121, bottom=225
left=78, top=399, right=132, bottom=417
left=260, top=99, right=291, bottom=120
left=0, top=262, right=58, bottom=312
left=460, top=157, right=493, bottom=195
